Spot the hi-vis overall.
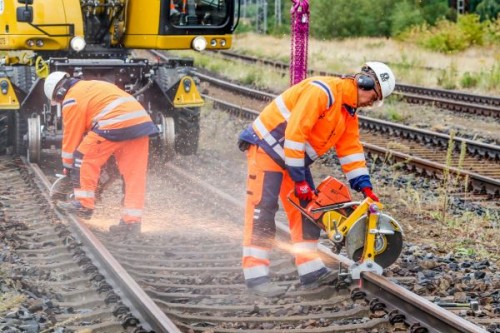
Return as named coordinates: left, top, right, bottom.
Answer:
left=239, top=77, right=373, bottom=286
left=60, top=80, right=158, bottom=223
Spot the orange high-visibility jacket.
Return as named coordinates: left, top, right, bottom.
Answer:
left=60, top=80, right=158, bottom=168
left=239, top=76, right=372, bottom=191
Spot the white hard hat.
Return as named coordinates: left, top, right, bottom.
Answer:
left=363, top=61, right=396, bottom=100
left=44, top=71, right=69, bottom=101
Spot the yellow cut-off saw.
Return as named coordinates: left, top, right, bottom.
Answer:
left=288, top=176, right=404, bottom=278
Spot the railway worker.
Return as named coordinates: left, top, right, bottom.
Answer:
left=237, top=62, right=396, bottom=297
left=44, top=71, right=159, bottom=234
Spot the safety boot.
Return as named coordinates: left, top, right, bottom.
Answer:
left=109, top=220, right=141, bottom=235
left=302, top=268, right=339, bottom=290
left=248, top=281, right=288, bottom=297
left=56, top=200, right=93, bottom=220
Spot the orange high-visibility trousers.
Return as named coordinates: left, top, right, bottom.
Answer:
left=73, top=131, right=149, bottom=223
left=242, top=145, right=327, bottom=287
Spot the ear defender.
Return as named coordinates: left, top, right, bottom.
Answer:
left=54, top=79, right=72, bottom=102
left=357, top=75, right=375, bottom=91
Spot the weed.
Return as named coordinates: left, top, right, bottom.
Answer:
left=460, top=71, right=480, bottom=88
left=0, top=293, right=25, bottom=314
left=437, top=62, right=459, bottom=89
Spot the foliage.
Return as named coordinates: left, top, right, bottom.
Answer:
left=403, top=14, right=494, bottom=53
left=437, top=63, right=459, bottom=89
left=390, top=1, right=426, bottom=36
left=238, top=0, right=499, bottom=46
left=475, top=0, right=500, bottom=21
left=308, top=0, right=394, bottom=39
left=460, top=71, right=480, bottom=88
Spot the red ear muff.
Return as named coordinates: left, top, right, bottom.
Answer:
left=357, top=75, right=375, bottom=91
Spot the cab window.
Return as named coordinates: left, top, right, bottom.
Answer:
left=169, top=0, right=228, bottom=26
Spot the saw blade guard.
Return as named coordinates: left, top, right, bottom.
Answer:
left=345, top=213, right=404, bottom=268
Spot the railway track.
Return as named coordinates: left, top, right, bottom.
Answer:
left=193, top=71, right=500, bottom=199
left=0, top=152, right=496, bottom=332
left=0, top=50, right=497, bottom=333
left=212, top=50, right=500, bottom=118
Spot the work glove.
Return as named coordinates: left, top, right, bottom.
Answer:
left=237, top=139, right=251, bottom=152
left=63, top=167, right=71, bottom=177
left=295, top=180, right=314, bottom=201
left=361, top=187, right=379, bottom=202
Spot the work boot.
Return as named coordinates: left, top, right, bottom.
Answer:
left=248, top=281, right=288, bottom=297
left=302, top=268, right=339, bottom=290
left=109, top=220, right=141, bottom=234
left=56, top=200, right=93, bottom=220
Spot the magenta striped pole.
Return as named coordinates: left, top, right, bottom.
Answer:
left=290, top=0, right=310, bottom=86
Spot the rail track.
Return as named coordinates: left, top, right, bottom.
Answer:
left=212, top=50, right=500, bottom=118
left=0, top=149, right=496, bottom=332
left=0, top=50, right=497, bottom=333
left=192, top=71, right=500, bottom=200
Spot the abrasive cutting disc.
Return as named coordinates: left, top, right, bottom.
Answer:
left=345, top=213, right=403, bottom=268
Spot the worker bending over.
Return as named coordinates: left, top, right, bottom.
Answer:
left=44, top=72, right=159, bottom=234
left=238, top=62, right=396, bottom=296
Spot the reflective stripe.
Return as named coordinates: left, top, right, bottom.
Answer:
left=305, top=142, right=318, bottom=160
left=284, top=139, right=305, bottom=151
left=92, top=96, right=136, bottom=124
left=345, top=167, right=369, bottom=180
left=253, top=208, right=260, bottom=220
left=62, top=162, right=72, bottom=168
left=243, top=265, right=269, bottom=280
left=339, top=153, right=366, bottom=165
left=293, top=242, right=318, bottom=253
left=62, top=99, right=77, bottom=110
left=122, top=208, right=143, bottom=217
left=311, top=80, right=334, bottom=109
left=297, top=258, right=324, bottom=276
left=285, top=157, right=305, bottom=167
left=97, top=110, right=148, bottom=127
left=74, top=190, right=95, bottom=198
left=74, top=158, right=82, bottom=168
left=61, top=151, right=73, bottom=159
left=271, top=145, right=285, bottom=160
left=243, top=246, right=270, bottom=260
left=274, top=95, right=291, bottom=120
left=254, top=118, right=285, bottom=159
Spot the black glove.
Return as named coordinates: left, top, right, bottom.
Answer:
left=237, top=139, right=251, bottom=152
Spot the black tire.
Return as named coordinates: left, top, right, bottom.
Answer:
left=0, top=111, right=13, bottom=155
left=175, top=107, right=200, bottom=155
left=15, top=112, right=28, bottom=156
left=8, top=66, right=36, bottom=93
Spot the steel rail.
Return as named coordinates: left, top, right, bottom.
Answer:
left=27, top=159, right=182, bottom=333
left=196, top=71, right=500, bottom=159
left=164, top=162, right=488, bottom=333
left=203, top=94, right=500, bottom=196
left=215, top=50, right=500, bottom=109
left=362, top=142, right=500, bottom=196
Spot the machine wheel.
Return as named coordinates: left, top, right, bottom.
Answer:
left=150, top=112, right=176, bottom=166
left=345, top=213, right=404, bottom=269
left=27, top=115, right=41, bottom=163
left=175, top=107, right=200, bottom=155
left=0, top=111, right=14, bottom=155
left=158, top=113, right=176, bottom=160
left=15, top=112, right=28, bottom=156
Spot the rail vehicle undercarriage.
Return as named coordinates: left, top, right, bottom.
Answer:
left=0, top=0, right=240, bottom=163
